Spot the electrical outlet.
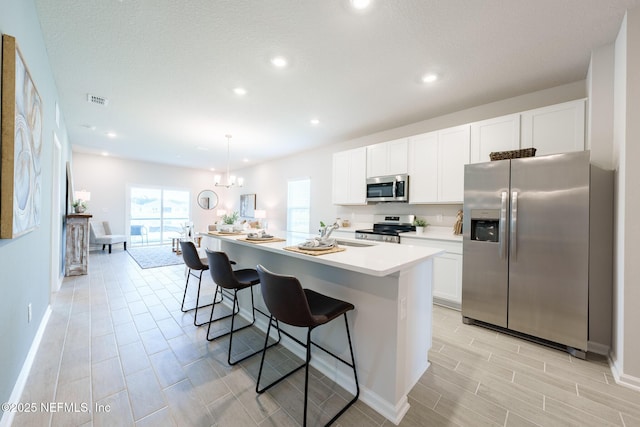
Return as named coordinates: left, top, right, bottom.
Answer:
left=437, top=214, right=443, bottom=223
left=28, top=303, right=32, bottom=323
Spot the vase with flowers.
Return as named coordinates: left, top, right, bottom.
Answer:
left=73, top=200, right=88, bottom=213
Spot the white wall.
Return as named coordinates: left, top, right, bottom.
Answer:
left=611, top=8, right=640, bottom=389
left=72, top=153, right=229, bottom=236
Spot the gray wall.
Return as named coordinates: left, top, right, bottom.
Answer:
left=0, top=0, right=72, bottom=405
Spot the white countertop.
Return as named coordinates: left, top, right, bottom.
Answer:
left=402, top=226, right=463, bottom=242
left=203, top=232, right=444, bottom=277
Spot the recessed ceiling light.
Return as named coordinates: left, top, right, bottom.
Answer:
left=351, top=0, right=371, bottom=10
left=101, top=151, right=109, bottom=156
left=233, top=87, right=247, bottom=96
left=271, top=56, right=288, bottom=68
left=106, top=132, right=117, bottom=138
left=243, top=158, right=249, bottom=163
left=422, top=73, right=439, bottom=83
left=310, top=119, right=320, bottom=125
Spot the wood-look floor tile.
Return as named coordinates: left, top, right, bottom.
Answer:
left=92, top=332, right=119, bottom=363
left=119, top=340, right=151, bottom=376
left=51, top=376, right=92, bottom=426
left=577, top=384, right=640, bottom=420
left=207, top=392, right=258, bottom=426
left=421, top=371, right=508, bottom=425
left=139, top=327, right=170, bottom=355
left=543, top=396, right=620, bottom=427
left=397, top=397, right=455, bottom=427
left=113, top=321, right=141, bottom=347
left=58, top=344, right=91, bottom=385
left=220, top=364, right=281, bottom=422
left=164, top=379, right=214, bottom=427
left=149, top=349, right=186, bottom=388
left=168, top=333, right=207, bottom=366
left=92, top=356, right=126, bottom=401
left=406, top=381, right=441, bottom=410
left=427, top=348, right=459, bottom=370
left=433, top=394, right=502, bottom=427
left=93, top=389, right=134, bottom=427
left=257, top=408, right=300, bottom=427
left=135, top=407, right=177, bottom=427
left=184, top=358, right=231, bottom=406
left=126, top=367, right=167, bottom=420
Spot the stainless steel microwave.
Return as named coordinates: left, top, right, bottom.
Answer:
left=366, top=174, right=409, bottom=203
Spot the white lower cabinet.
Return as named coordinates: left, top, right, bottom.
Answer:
left=403, top=236, right=462, bottom=309
left=433, top=252, right=462, bottom=308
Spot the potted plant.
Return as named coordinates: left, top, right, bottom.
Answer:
left=219, top=211, right=239, bottom=232
left=414, top=217, right=428, bottom=234
left=73, top=200, right=88, bottom=213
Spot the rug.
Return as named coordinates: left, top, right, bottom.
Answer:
left=127, top=245, right=185, bottom=269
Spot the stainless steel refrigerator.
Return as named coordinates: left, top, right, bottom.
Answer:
left=461, top=151, right=613, bottom=357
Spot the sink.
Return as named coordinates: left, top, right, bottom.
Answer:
left=336, top=239, right=375, bottom=247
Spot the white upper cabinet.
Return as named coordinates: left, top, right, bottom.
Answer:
left=520, top=99, right=585, bottom=156
left=470, top=114, right=520, bottom=164
left=408, top=124, right=470, bottom=204
left=438, top=124, right=470, bottom=203
left=366, top=138, right=408, bottom=178
left=408, top=132, right=438, bottom=203
left=332, top=147, right=367, bottom=205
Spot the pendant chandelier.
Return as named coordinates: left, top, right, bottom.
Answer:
left=214, top=134, right=244, bottom=188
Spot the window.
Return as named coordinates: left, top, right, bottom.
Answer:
left=130, top=186, right=190, bottom=245
left=287, top=178, right=310, bottom=233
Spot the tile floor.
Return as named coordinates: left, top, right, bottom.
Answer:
left=11, top=248, right=640, bottom=426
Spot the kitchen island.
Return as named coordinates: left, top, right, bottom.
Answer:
left=202, top=232, right=443, bottom=424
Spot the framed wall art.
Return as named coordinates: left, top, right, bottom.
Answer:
left=1, top=35, right=43, bottom=239
left=240, top=193, right=256, bottom=218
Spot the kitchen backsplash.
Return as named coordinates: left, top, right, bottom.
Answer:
left=335, top=203, right=462, bottom=228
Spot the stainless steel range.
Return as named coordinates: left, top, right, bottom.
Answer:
left=355, top=214, right=415, bottom=244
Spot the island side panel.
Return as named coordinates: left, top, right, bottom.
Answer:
left=396, top=260, right=433, bottom=400
left=218, top=240, right=410, bottom=421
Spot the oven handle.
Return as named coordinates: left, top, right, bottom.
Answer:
left=392, top=179, right=397, bottom=198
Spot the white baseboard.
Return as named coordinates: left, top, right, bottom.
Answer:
left=0, top=306, right=52, bottom=427
left=608, top=354, right=640, bottom=392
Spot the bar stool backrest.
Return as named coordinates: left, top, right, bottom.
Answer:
left=256, top=264, right=315, bottom=327
left=205, top=250, right=240, bottom=290
left=180, top=241, right=206, bottom=271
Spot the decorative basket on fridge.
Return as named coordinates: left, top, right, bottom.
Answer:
left=489, top=147, right=537, bottom=161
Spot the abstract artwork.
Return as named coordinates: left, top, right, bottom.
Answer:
left=1, top=35, right=43, bottom=238
left=240, top=194, right=256, bottom=218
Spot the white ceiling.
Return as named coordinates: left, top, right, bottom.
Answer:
left=34, top=0, right=638, bottom=173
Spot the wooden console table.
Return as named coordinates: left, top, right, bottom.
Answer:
left=65, top=214, right=92, bottom=276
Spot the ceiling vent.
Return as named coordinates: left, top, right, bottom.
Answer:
left=87, top=93, right=109, bottom=107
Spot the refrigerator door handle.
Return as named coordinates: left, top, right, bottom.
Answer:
left=500, top=191, right=508, bottom=259
left=511, top=191, right=518, bottom=260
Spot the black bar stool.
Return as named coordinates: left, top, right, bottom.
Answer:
left=255, top=264, right=359, bottom=427
left=205, top=250, right=280, bottom=365
left=180, top=240, right=226, bottom=326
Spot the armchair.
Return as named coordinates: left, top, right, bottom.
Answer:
left=90, top=221, right=127, bottom=253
